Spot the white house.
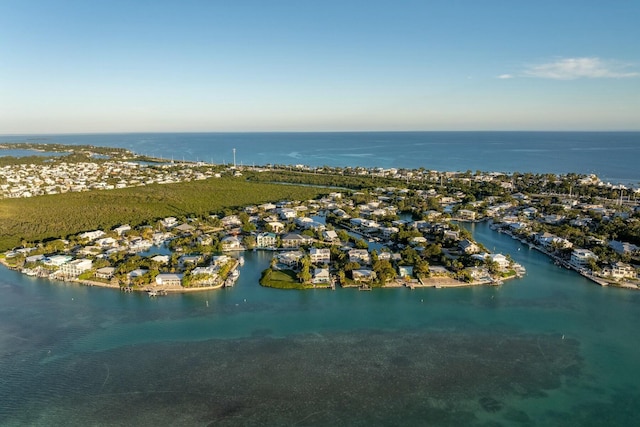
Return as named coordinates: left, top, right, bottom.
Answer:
left=348, top=249, right=371, bottom=265
left=352, top=269, right=376, bottom=282
left=309, top=247, right=331, bottom=264
left=276, top=251, right=304, bottom=267
left=78, top=230, right=105, bottom=241
left=312, top=268, right=331, bottom=284
left=256, top=232, right=277, bottom=248
left=570, top=248, right=598, bottom=268
left=113, top=224, right=131, bottom=235
left=603, top=262, right=637, bottom=279
left=155, top=273, right=183, bottom=286
left=60, top=259, right=92, bottom=277
left=221, top=236, right=243, bottom=251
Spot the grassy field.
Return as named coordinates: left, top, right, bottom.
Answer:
left=259, top=268, right=312, bottom=289
left=0, top=177, right=326, bottom=251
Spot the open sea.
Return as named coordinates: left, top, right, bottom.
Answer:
left=1, top=132, right=640, bottom=425
left=1, top=131, right=639, bottom=185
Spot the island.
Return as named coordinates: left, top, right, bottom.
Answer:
left=1, top=143, right=638, bottom=293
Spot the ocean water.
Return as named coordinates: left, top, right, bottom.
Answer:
left=1, top=132, right=640, bottom=424
left=1, top=131, right=639, bottom=184
left=1, top=222, right=640, bottom=426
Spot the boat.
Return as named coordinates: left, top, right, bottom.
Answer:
left=238, top=256, right=245, bottom=266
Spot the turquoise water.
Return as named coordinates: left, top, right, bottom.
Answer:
left=1, top=222, right=639, bottom=425
left=1, top=132, right=639, bottom=184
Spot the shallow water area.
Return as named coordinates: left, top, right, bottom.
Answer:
left=1, top=223, right=640, bottom=425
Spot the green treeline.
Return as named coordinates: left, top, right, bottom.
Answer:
left=0, top=177, right=325, bottom=251
left=245, top=170, right=401, bottom=190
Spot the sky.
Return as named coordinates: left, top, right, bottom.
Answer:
left=1, top=0, right=639, bottom=133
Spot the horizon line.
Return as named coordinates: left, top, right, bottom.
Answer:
left=2, top=129, right=640, bottom=137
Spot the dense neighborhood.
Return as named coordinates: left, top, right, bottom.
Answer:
left=1, top=146, right=639, bottom=292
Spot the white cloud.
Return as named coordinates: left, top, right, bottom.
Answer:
left=497, top=74, right=514, bottom=79
left=523, top=57, right=639, bottom=80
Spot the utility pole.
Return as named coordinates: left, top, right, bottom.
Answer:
left=233, top=148, right=236, bottom=168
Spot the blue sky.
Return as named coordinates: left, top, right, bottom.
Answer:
left=1, top=0, right=639, bottom=133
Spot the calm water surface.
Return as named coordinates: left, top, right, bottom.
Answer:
left=1, top=222, right=639, bottom=425
left=1, top=132, right=639, bottom=184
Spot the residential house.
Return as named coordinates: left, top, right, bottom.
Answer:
left=457, top=209, right=477, bottom=221
left=602, top=262, right=637, bottom=279
left=459, top=239, right=480, bottom=254
left=398, top=266, right=414, bottom=278
left=45, top=255, right=72, bottom=266
left=608, top=240, right=639, bottom=255
left=267, top=221, right=285, bottom=233
left=221, top=236, right=243, bottom=251
left=279, top=208, right=297, bottom=220
left=348, top=249, right=371, bottom=265
left=276, top=251, right=304, bottom=267
left=78, top=230, right=105, bottom=241
left=312, top=268, right=331, bottom=284
left=95, top=266, right=115, bottom=280
left=256, top=232, right=277, bottom=248
left=113, top=224, right=131, bottom=235
left=281, top=233, right=308, bottom=248
left=322, top=229, right=339, bottom=243
left=150, top=254, right=170, bottom=264
left=309, top=247, right=331, bottom=264
left=570, top=249, right=598, bottom=268
left=60, top=259, right=92, bottom=277
left=352, top=269, right=377, bottom=282
left=160, top=217, right=178, bottom=228
left=155, top=273, right=183, bottom=286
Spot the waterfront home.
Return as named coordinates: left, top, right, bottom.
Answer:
left=221, top=236, right=242, bottom=251
left=155, top=273, right=183, bottom=286
left=25, top=254, right=45, bottom=264
left=211, top=255, right=230, bottom=266
left=312, top=268, right=331, bottom=284
left=352, top=269, right=376, bottom=282
left=602, top=262, right=637, bottom=280
left=472, top=253, right=510, bottom=270
left=570, top=249, right=598, bottom=268
left=276, top=251, right=304, bottom=268
left=398, top=266, right=413, bottom=278
left=95, top=266, right=115, bottom=280
left=457, top=209, right=477, bottom=221
left=60, top=259, right=92, bottom=277
left=256, top=232, right=277, bottom=248
left=309, top=248, right=331, bottom=264
left=45, top=254, right=73, bottom=267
